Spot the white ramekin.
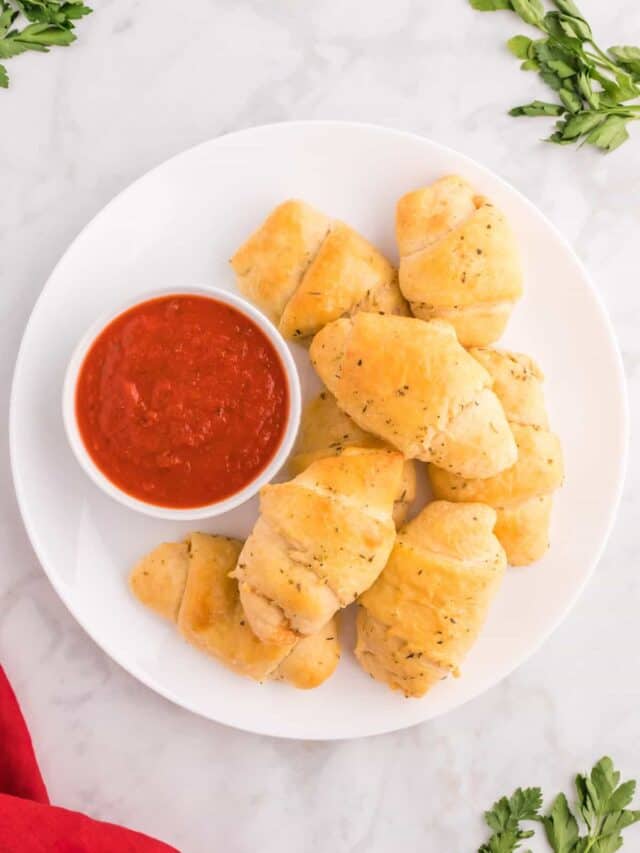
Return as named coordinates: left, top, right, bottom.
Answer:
left=62, top=286, right=301, bottom=521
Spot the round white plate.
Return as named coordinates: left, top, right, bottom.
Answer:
left=10, top=122, right=628, bottom=740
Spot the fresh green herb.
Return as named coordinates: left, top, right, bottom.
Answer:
left=568, top=757, right=640, bottom=852
left=0, top=0, right=91, bottom=89
left=509, top=100, right=566, bottom=117
left=608, top=46, right=640, bottom=79
left=479, top=787, right=542, bottom=852
left=478, top=758, right=640, bottom=852
left=468, top=0, right=640, bottom=152
left=542, top=794, right=580, bottom=853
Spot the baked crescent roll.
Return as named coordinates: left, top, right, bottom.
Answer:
left=309, top=312, right=517, bottom=479
left=429, top=349, right=564, bottom=565
left=232, top=448, right=403, bottom=645
left=129, top=534, right=340, bottom=689
left=289, top=390, right=417, bottom=527
left=230, top=200, right=408, bottom=340
left=397, top=176, right=523, bottom=346
left=355, top=501, right=507, bottom=698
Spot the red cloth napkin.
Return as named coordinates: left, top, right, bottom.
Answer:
left=0, top=667, right=179, bottom=852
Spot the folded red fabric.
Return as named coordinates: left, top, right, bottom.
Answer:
left=0, top=667, right=179, bottom=853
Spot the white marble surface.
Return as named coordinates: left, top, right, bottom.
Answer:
left=2, top=1, right=640, bottom=850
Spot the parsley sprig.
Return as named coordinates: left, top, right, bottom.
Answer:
left=0, top=0, right=92, bottom=89
left=479, top=757, right=640, bottom=852
left=479, top=787, right=542, bottom=852
left=469, top=0, right=640, bottom=152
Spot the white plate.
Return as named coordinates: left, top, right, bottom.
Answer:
left=10, top=122, right=628, bottom=740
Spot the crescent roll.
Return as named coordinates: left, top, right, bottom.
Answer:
left=232, top=448, right=403, bottom=645
left=355, top=501, right=507, bottom=698
left=429, top=349, right=564, bottom=565
left=289, top=390, right=417, bottom=527
left=230, top=199, right=408, bottom=340
left=397, top=176, right=523, bottom=346
left=129, top=534, right=340, bottom=689
left=309, top=312, right=517, bottom=479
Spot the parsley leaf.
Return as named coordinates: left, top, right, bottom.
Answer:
left=511, top=0, right=545, bottom=27
left=478, top=759, right=640, bottom=852
left=479, top=828, right=529, bottom=853
left=572, top=757, right=640, bottom=849
left=507, top=35, right=534, bottom=59
left=542, top=793, right=580, bottom=853
left=510, top=99, right=566, bottom=116
left=608, top=46, right=640, bottom=78
left=585, top=114, right=631, bottom=152
left=468, top=0, right=640, bottom=152
left=479, top=787, right=542, bottom=853
left=553, top=0, right=584, bottom=16
left=470, top=0, right=514, bottom=10
left=0, top=0, right=91, bottom=88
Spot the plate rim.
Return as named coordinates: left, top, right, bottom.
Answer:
left=9, top=120, right=630, bottom=740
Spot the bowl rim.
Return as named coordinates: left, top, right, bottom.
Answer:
left=61, top=285, right=302, bottom=521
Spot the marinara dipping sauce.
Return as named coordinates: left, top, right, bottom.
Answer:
left=75, top=294, right=290, bottom=509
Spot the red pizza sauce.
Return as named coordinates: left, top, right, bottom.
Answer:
left=75, top=294, right=289, bottom=508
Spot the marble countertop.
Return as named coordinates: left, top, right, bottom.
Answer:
left=2, top=1, right=640, bottom=850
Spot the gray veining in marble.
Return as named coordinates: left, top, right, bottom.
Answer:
left=2, top=1, right=640, bottom=851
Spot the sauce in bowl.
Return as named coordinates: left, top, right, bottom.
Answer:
left=75, top=294, right=289, bottom=509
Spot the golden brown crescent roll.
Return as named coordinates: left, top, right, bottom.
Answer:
left=429, top=348, right=564, bottom=565
left=309, top=312, right=517, bottom=479
left=129, top=541, right=190, bottom=622
left=355, top=501, right=507, bottom=698
left=272, top=619, right=340, bottom=690
left=232, top=448, right=403, bottom=645
left=129, top=534, right=340, bottom=689
left=396, top=176, right=523, bottom=346
left=230, top=200, right=408, bottom=340
left=289, top=390, right=417, bottom=527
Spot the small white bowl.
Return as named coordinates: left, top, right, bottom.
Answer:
left=62, top=286, right=302, bottom=521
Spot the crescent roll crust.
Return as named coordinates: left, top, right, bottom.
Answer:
left=470, top=348, right=548, bottom=428
left=129, top=541, right=190, bottom=622
left=231, top=200, right=408, bottom=340
left=429, top=348, right=564, bottom=565
left=129, top=534, right=340, bottom=689
left=232, top=448, right=403, bottom=645
left=230, top=200, right=331, bottom=324
left=309, top=312, right=517, bottom=479
left=272, top=618, right=341, bottom=690
left=397, top=176, right=523, bottom=346
left=356, top=501, right=507, bottom=698
left=289, top=390, right=417, bottom=527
